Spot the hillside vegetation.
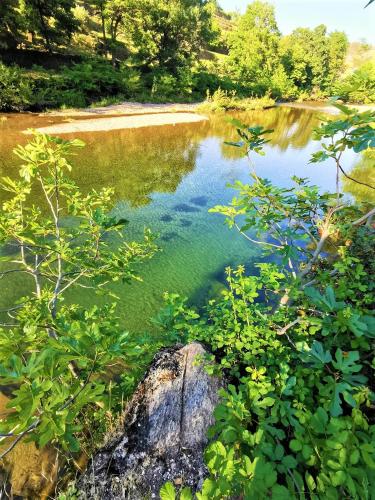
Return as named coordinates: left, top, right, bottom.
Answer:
left=0, top=0, right=374, bottom=111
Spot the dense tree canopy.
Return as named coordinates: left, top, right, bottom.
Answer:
left=120, top=0, right=214, bottom=72
left=23, top=0, right=79, bottom=50
left=228, top=1, right=280, bottom=82
left=280, top=25, right=348, bottom=92
left=0, top=0, right=27, bottom=49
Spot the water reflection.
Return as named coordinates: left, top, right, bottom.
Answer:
left=0, top=107, right=321, bottom=208
left=0, top=106, right=364, bottom=332
left=343, top=150, right=375, bottom=204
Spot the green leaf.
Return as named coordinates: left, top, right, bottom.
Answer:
left=271, top=484, right=290, bottom=499
left=290, top=439, right=302, bottom=452
left=180, top=487, right=193, bottom=500
left=160, top=482, right=176, bottom=500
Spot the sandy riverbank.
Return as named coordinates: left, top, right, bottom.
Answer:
left=28, top=112, right=208, bottom=135
left=44, top=101, right=201, bottom=117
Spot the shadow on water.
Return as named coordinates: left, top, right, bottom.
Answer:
left=179, top=218, right=193, bottom=227
left=160, top=214, right=174, bottom=223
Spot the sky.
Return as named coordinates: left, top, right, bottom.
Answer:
left=218, top=0, right=375, bottom=44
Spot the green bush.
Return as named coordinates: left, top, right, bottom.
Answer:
left=29, top=60, right=143, bottom=110
left=197, top=89, right=275, bottom=112
left=158, top=106, right=375, bottom=499
left=334, top=61, right=375, bottom=104
left=0, top=62, right=32, bottom=111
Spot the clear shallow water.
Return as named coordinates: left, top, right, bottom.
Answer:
left=0, top=107, right=367, bottom=332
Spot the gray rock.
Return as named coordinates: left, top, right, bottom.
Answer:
left=78, top=343, right=222, bottom=499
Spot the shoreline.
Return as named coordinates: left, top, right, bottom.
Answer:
left=27, top=111, right=208, bottom=135
left=43, top=102, right=202, bottom=118
left=277, top=101, right=375, bottom=114
left=16, top=99, right=375, bottom=135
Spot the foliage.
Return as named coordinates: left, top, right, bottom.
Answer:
left=0, top=0, right=25, bottom=49
left=29, top=60, right=143, bottom=109
left=228, top=1, right=280, bottom=84
left=158, top=105, right=375, bottom=498
left=280, top=26, right=348, bottom=94
left=197, top=89, right=275, bottom=113
left=0, top=133, right=157, bottom=454
left=333, top=61, right=375, bottom=104
left=23, top=0, right=79, bottom=50
left=0, top=62, right=32, bottom=111
left=120, top=0, right=214, bottom=74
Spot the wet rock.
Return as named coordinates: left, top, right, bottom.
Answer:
left=180, top=218, right=192, bottom=227
left=78, top=343, right=222, bottom=499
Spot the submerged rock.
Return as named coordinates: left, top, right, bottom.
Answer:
left=189, top=196, right=208, bottom=207
left=160, top=214, right=174, bottom=223
left=78, top=343, right=222, bottom=499
left=173, top=203, right=200, bottom=213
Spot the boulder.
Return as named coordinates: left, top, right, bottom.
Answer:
left=78, top=343, right=222, bottom=499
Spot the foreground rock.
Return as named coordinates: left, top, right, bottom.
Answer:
left=78, top=343, right=222, bottom=499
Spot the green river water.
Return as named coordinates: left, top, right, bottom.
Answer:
left=0, top=106, right=370, bottom=333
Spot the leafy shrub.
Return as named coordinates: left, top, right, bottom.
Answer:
left=158, top=105, right=375, bottom=499
left=0, top=62, right=32, bottom=111
left=197, top=89, right=275, bottom=112
left=334, top=61, right=375, bottom=104
left=0, top=133, right=157, bottom=454
left=29, top=60, right=143, bottom=109
left=269, top=65, right=299, bottom=100
left=150, top=71, right=179, bottom=99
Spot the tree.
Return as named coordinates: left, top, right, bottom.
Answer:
left=105, top=0, right=128, bottom=48
left=0, top=0, right=25, bottom=49
left=280, top=25, right=348, bottom=93
left=24, top=0, right=79, bottom=50
left=228, top=1, right=280, bottom=84
left=0, top=133, right=156, bottom=454
left=120, top=0, right=214, bottom=73
left=327, top=31, right=349, bottom=87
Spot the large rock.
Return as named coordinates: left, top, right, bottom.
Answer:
left=78, top=343, right=222, bottom=499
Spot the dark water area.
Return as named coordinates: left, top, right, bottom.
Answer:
left=0, top=107, right=369, bottom=332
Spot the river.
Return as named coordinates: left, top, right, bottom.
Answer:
left=0, top=107, right=366, bottom=333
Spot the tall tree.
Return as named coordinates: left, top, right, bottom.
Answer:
left=121, top=0, right=214, bottom=73
left=228, top=1, right=280, bottom=83
left=24, top=0, right=79, bottom=50
left=327, top=31, right=349, bottom=86
left=280, top=25, right=348, bottom=92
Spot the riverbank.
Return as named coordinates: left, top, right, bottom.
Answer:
left=278, top=101, right=375, bottom=114
left=25, top=99, right=375, bottom=135
left=27, top=112, right=208, bottom=135
left=44, top=102, right=201, bottom=117
left=44, top=99, right=375, bottom=120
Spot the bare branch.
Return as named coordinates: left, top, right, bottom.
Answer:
left=352, top=207, right=375, bottom=226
